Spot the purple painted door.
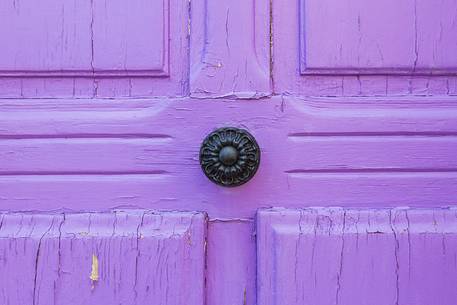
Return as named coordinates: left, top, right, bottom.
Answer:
left=1, top=0, right=457, bottom=304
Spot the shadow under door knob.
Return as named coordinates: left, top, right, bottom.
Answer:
left=199, top=127, right=261, bottom=187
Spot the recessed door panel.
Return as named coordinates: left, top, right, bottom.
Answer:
left=0, top=211, right=206, bottom=305
left=257, top=208, right=457, bottom=305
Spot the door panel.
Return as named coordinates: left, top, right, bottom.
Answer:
left=206, top=219, right=256, bottom=305
left=257, top=208, right=457, bottom=305
left=189, top=0, right=271, bottom=98
left=0, top=211, right=206, bottom=305
left=1, top=97, right=457, bottom=218
left=300, top=0, right=457, bottom=74
left=1, top=0, right=457, bottom=304
left=0, top=0, right=168, bottom=75
left=274, top=0, right=457, bottom=96
left=0, top=0, right=188, bottom=97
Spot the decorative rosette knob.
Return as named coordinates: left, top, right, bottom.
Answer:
left=199, top=127, right=260, bottom=187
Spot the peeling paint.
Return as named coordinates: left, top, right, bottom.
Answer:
left=89, top=254, right=99, bottom=284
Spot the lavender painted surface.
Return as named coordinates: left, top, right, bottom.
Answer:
left=258, top=208, right=457, bottom=305
left=1, top=0, right=457, bottom=304
left=0, top=0, right=168, bottom=76
left=206, top=219, right=257, bottom=305
left=190, top=0, right=271, bottom=98
left=274, top=0, right=457, bottom=96
left=0, top=0, right=188, bottom=97
left=1, top=97, right=456, bottom=218
left=300, top=0, right=457, bottom=74
left=0, top=211, right=206, bottom=305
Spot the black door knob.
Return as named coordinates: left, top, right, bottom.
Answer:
left=199, top=127, right=260, bottom=187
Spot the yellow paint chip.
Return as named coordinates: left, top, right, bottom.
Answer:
left=90, top=254, right=99, bottom=282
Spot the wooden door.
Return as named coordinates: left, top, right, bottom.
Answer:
left=1, top=0, right=456, bottom=304
left=257, top=208, right=457, bottom=305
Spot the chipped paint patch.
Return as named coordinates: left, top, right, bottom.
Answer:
left=243, top=287, right=247, bottom=305
left=89, top=254, right=99, bottom=283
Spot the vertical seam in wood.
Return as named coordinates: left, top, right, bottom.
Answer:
left=335, top=210, right=346, bottom=305
left=134, top=211, right=146, bottom=302
left=254, top=210, right=260, bottom=305
left=55, top=213, right=65, bottom=304
left=33, top=216, right=57, bottom=305
left=389, top=210, right=400, bottom=305
left=203, top=213, right=209, bottom=305
left=269, top=0, right=275, bottom=94
left=186, top=0, right=192, bottom=95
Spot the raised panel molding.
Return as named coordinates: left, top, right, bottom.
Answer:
left=0, top=210, right=206, bottom=305
left=1, top=97, right=457, bottom=218
left=0, top=0, right=170, bottom=77
left=273, top=0, right=457, bottom=95
left=299, top=0, right=457, bottom=75
left=257, top=208, right=457, bottom=305
left=190, top=0, right=271, bottom=98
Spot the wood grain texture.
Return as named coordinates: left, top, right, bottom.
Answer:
left=0, top=210, right=206, bottom=305
left=1, top=96, right=456, bottom=218
left=0, top=0, right=189, bottom=97
left=257, top=207, right=457, bottom=305
left=206, top=219, right=256, bottom=305
left=273, top=0, right=457, bottom=96
left=0, top=0, right=168, bottom=76
left=300, top=0, right=457, bottom=74
left=2, top=1, right=457, bottom=303
left=190, top=0, right=271, bottom=98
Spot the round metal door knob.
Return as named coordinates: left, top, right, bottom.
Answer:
left=199, top=127, right=260, bottom=187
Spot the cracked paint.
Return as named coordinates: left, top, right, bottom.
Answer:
left=89, top=254, right=99, bottom=285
